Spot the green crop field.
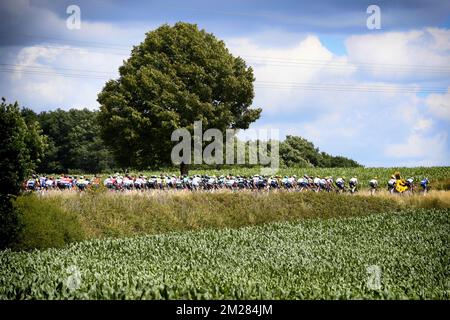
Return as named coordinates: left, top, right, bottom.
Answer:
left=4, top=166, right=450, bottom=300
left=1, top=209, right=448, bottom=299
left=63, top=166, right=450, bottom=190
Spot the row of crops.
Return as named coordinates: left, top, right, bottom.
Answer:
left=137, top=166, right=450, bottom=185
left=62, top=167, right=449, bottom=181
left=1, top=208, right=448, bottom=299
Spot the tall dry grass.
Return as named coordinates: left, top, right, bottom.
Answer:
left=14, top=189, right=450, bottom=249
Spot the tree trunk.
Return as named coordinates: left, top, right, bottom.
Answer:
left=180, top=162, right=189, bottom=176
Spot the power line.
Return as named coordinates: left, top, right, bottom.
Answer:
left=0, top=63, right=116, bottom=75
left=0, top=69, right=108, bottom=80
left=242, top=55, right=450, bottom=71
left=254, top=84, right=447, bottom=94
left=246, top=60, right=450, bottom=74
left=1, top=66, right=447, bottom=93
left=256, top=80, right=447, bottom=92
left=3, top=32, right=450, bottom=73
left=4, top=44, right=449, bottom=75
left=0, top=32, right=135, bottom=50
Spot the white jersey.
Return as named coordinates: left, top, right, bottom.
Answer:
left=123, top=178, right=133, bottom=186
left=369, top=179, right=378, bottom=187
left=78, top=179, right=89, bottom=186
left=226, top=179, right=235, bottom=187
left=192, top=177, right=201, bottom=186
left=388, top=178, right=396, bottom=187
left=350, top=178, right=358, bottom=185
left=313, top=177, right=320, bottom=185
left=192, top=177, right=202, bottom=186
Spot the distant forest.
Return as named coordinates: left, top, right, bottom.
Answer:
left=20, top=108, right=361, bottom=173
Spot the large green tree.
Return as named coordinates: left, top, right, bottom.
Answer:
left=0, top=99, right=46, bottom=195
left=0, top=98, right=46, bottom=248
left=98, top=22, right=261, bottom=169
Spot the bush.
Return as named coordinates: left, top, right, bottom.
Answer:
left=13, top=194, right=84, bottom=250
left=0, top=195, right=22, bottom=249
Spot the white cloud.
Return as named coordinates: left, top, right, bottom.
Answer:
left=5, top=44, right=127, bottom=110
left=227, top=29, right=450, bottom=166
left=345, top=28, right=450, bottom=82
left=425, top=88, right=450, bottom=121
left=413, top=118, right=433, bottom=132
left=225, top=34, right=357, bottom=115
left=0, top=0, right=153, bottom=110
left=384, top=132, right=449, bottom=165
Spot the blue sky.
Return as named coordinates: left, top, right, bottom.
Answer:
left=0, top=0, right=449, bottom=167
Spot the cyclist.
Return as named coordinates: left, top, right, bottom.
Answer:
left=405, top=177, right=415, bottom=193
left=313, top=176, right=321, bottom=192
left=26, top=175, right=38, bottom=191
left=335, top=177, right=345, bottom=193
left=103, top=176, right=115, bottom=190
left=325, top=176, right=334, bottom=192
left=192, top=175, right=201, bottom=191
left=297, top=176, right=308, bottom=192
left=349, top=177, right=358, bottom=193
left=134, top=175, right=143, bottom=190
left=319, top=177, right=327, bottom=191
left=76, top=176, right=89, bottom=191
left=420, top=178, right=430, bottom=194
left=387, top=175, right=396, bottom=194
left=122, top=175, right=134, bottom=190
left=369, top=177, right=378, bottom=195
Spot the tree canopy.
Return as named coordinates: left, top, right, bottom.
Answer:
left=0, top=99, right=46, bottom=195
left=30, top=108, right=116, bottom=173
left=0, top=98, right=46, bottom=248
left=98, top=22, right=261, bottom=169
left=280, top=135, right=361, bottom=168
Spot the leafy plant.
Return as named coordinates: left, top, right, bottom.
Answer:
left=0, top=209, right=448, bottom=299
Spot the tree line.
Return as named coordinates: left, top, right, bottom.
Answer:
left=19, top=108, right=360, bottom=173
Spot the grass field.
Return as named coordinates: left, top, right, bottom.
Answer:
left=1, top=209, right=448, bottom=299
left=13, top=190, right=450, bottom=250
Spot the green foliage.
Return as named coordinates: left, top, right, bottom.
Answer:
left=0, top=195, right=22, bottom=249
left=0, top=209, right=448, bottom=299
left=98, top=22, right=261, bottom=168
left=0, top=99, right=46, bottom=195
left=0, top=99, right=46, bottom=249
left=34, top=108, right=116, bottom=173
left=13, top=195, right=84, bottom=250
left=280, top=135, right=361, bottom=168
